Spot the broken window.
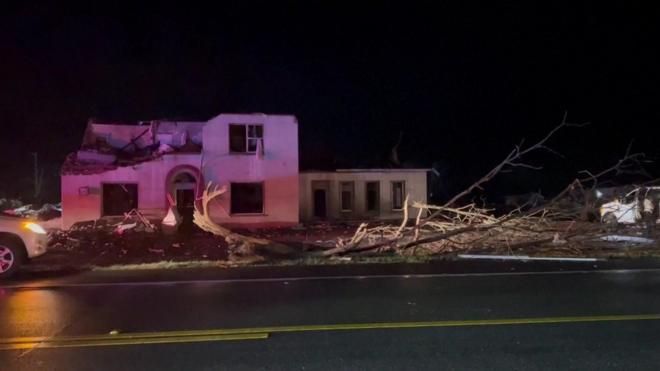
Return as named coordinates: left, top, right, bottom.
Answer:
left=231, top=182, right=264, bottom=214
left=229, top=124, right=263, bottom=153
left=102, top=183, right=138, bottom=216
left=391, top=181, right=405, bottom=210
left=340, top=181, right=354, bottom=212
left=366, top=181, right=380, bottom=212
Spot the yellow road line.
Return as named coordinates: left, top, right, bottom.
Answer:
left=0, top=333, right=269, bottom=351
left=3, top=313, right=660, bottom=349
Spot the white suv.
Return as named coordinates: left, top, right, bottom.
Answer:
left=0, top=215, right=49, bottom=279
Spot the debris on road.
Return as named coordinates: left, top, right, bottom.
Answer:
left=458, top=254, right=602, bottom=262
left=599, top=235, right=655, bottom=244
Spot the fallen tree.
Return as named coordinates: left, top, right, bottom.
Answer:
left=193, top=112, right=652, bottom=261
left=193, top=182, right=298, bottom=261
left=324, top=113, right=650, bottom=257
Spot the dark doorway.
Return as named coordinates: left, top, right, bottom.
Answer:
left=313, top=189, right=327, bottom=218
left=176, top=188, right=196, bottom=235
left=102, top=183, right=138, bottom=216
left=366, top=181, right=380, bottom=213
left=176, top=189, right=195, bottom=220
left=171, top=172, right=198, bottom=234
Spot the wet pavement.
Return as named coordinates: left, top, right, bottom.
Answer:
left=8, top=257, right=660, bottom=287
left=2, top=262, right=660, bottom=369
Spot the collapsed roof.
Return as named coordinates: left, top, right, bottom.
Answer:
left=62, top=119, right=205, bottom=175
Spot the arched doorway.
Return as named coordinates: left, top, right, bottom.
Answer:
left=165, top=166, right=202, bottom=233
left=172, top=172, right=197, bottom=220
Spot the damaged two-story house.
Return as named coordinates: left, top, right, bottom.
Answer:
left=61, top=112, right=429, bottom=229
left=61, top=113, right=299, bottom=229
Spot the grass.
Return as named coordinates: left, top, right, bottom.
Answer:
left=272, top=254, right=435, bottom=266
left=93, top=260, right=232, bottom=271
left=90, top=254, right=440, bottom=272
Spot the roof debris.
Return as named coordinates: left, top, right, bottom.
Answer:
left=62, top=119, right=204, bottom=175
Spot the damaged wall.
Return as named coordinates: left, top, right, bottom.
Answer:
left=83, top=122, right=154, bottom=151
left=61, top=154, right=202, bottom=229
left=155, top=121, right=204, bottom=148
left=61, top=113, right=299, bottom=229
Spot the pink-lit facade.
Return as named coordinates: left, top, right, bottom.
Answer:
left=61, top=113, right=299, bottom=229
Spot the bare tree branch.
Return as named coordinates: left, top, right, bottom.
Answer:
left=436, top=111, right=585, bottom=213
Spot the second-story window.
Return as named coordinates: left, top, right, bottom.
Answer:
left=229, top=124, right=263, bottom=153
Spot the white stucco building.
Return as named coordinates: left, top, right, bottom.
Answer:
left=61, top=113, right=299, bottom=229
left=61, top=112, right=429, bottom=229
left=299, top=169, right=429, bottom=221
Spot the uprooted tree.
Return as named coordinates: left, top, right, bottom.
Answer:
left=322, top=113, right=649, bottom=257
left=194, top=112, right=651, bottom=260
left=193, top=183, right=297, bottom=261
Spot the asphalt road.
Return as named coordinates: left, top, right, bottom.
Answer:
left=3, top=266, right=660, bottom=370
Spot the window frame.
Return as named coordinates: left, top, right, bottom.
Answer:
left=228, top=124, right=264, bottom=154
left=230, top=181, right=265, bottom=215
left=391, top=181, right=406, bottom=210
left=339, top=181, right=355, bottom=212
left=101, top=182, right=139, bottom=216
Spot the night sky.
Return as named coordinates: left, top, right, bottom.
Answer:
left=2, top=2, right=659, bottom=201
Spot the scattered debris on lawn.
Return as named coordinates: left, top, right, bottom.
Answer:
left=0, top=198, right=23, bottom=210
left=114, top=209, right=156, bottom=234
left=45, top=218, right=228, bottom=268
left=116, top=222, right=137, bottom=234
left=33, top=113, right=660, bottom=270
left=161, top=202, right=182, bottom=234
left=2, top=202, right=62, bottom=220
left=317, top=114, right=659, bottom=259
left=599, top=186, right=660, bottom=224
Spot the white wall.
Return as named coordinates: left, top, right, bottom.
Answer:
left=63, top=113, right=301, bottom=229
left=299, top=170, right=428, bottom=221
left=202, top=114, right=299, bottom=226
left=61, top=154, right=202, bottom=229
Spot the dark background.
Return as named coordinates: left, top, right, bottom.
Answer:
left=1, top=2, right=659, bottom=203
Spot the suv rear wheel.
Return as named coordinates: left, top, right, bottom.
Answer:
left=0, top=238, right=24, bottom=279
